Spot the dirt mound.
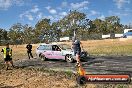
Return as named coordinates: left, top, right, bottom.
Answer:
left=0, top=68, right=96, bottom=88
left=0, top=65, right=131, bottom=88
left=0, top=69, right=72, bottom=88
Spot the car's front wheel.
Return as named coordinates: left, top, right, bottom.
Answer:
left=65, top=54, right=74, bottom=63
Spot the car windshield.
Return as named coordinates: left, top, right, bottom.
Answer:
left=58, top=44, right=71, bottom=50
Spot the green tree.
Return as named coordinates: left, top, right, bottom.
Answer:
left=0, top=29, right=8, bottom=40
left=51, top=22, right=62, bottom=42
left=35, top=18, right=51, bottom=42
left=8, top=23, right=23, bottom=44
left=58, top=10, right=86, bottom=39
left=105, top=16, right=123, bottom=34
left=22, top=24, right=35, bottom=43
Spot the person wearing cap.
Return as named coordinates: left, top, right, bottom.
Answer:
left=1, top=43, right=14, bottom=70
left=72, top=37, right=83, bottom=66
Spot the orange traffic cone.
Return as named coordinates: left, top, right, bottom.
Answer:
left=78, top=66, right=86, bottom=76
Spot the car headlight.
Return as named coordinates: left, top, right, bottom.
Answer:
left=81, top=52, right=87, bottom=57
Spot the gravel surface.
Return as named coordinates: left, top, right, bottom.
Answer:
left=0, top=56, right=132, bottom=88
left=15, top=56, right=132, bottom=76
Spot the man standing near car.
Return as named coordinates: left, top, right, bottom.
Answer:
left=72, top=36, right=83, bottom=67
left=1, top=43, right=14, bottom=70
left=26, top=42, right=33, bottom=59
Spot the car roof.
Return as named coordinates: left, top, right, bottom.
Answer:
left=39, top=43, right=61, bottom=46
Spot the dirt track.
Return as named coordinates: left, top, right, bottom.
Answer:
left=15, top=56, right=132, bottom=76
left=0, top=56, right=132, bottom=88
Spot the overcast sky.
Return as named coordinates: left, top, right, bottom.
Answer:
left=0, top=0, right=132, bottom=29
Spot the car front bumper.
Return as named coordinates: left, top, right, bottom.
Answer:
left=80, top=51, right=88, bottom=58
left=72, top=51, right=88, bottom=60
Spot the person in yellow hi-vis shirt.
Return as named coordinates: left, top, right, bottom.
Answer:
left=1, top=43, right=14, bottom=70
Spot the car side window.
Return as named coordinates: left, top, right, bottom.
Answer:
left=37, top=45, right=45, bottom=50
left=45, top=45, right=51, bottom=50
left=52, top=45, right=61, bottom=51
left=128, top=30, right=132, bottom=32
left=52, top=45, right=56, bottom=51
left=38, top=45, right=51, bottom=50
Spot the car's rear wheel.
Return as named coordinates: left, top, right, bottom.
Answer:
left=65, top=54, right=74, bottom=63
left=40, top=54, right=46, bottom=61
left=39, top=53, right=42, bottom=58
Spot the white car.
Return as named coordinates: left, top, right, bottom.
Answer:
left=36, top=43, right=87, bottom=63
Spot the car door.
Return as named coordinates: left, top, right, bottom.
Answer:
left=42, top=45, right=53, bottom=59
left=36, top=45, right=46, bottom=57
left=51, top=45, right=64, bottom=59
left=36, top=45, right=52, bottom=58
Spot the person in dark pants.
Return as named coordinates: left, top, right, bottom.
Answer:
left=26, top=43, right=33, bottom=59
left=72, top=37, right=83, bottom=67
left=1, top=43, right=14, bottom=70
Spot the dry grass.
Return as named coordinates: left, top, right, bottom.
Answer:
left=0, top=38, right=132, bottom=61
left=59, top=39, right=132, bottom=56
left=82, top=39, right=132, bottom=56
left=0, top=44, right=37, bottom=61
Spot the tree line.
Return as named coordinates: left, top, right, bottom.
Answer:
left=0, top=10, right=132, bottom=45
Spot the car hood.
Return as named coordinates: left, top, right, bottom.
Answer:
left=62, top=49, right=74, bottom=55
